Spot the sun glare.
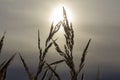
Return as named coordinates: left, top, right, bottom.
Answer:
left=50, top=5, right=73, bottom=25
left=49, top=5, right=73, bottom=35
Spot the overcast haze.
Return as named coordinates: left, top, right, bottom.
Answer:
left=0, top=0, right=120, bottom=80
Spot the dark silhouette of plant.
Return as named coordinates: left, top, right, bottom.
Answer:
left=0, top=32, right=5, bottom=54
left=19, top=21, right=62, bottom=80
left=19, top=7, right=91, bottom=80
left=0, top=32, right=16, bottom=80
left=52, top=7, right=91, bottom=80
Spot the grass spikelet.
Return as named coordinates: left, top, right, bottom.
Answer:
left=46, top=21, right=62, bottom=46
left=52, top=7, right=91, bottom=80
left=52, top=39, right=65, bottom=56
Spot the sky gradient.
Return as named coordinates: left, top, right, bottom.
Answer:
left=0, top=0, right=120, bottom=80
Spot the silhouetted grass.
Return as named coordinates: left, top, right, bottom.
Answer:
left=0, top=7, right=93, bottom=80
left=19, top=7, right=92, bottom=80
left=19, top=21, right=62, bottom=80
left=0, top=32, right=16, bottom=80
left=52, top=7, right=91, bottom=80
left=0, top=32, right=5, bottom=54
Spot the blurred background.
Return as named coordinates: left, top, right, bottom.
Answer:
left=0, top=0, right=120, bottom=80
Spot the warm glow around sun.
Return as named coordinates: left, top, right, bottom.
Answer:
left=50, top=5, right=73, bottom=25
left=49, top=5, right=73, bottom=35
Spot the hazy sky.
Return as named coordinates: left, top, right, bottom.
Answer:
left=0, top=0, right=120, bottom=80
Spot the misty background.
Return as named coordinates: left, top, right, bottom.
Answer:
left=0, top=0, right=120, bottom=80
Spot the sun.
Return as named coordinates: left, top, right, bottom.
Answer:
left=50, top=5, right=73, bottom=25
left=49, top=5, right=73, bottom=35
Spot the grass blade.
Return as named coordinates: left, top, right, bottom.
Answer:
left=0, top=32, right=6, bottom=54
left=79, top=39, right=91, bottom=69
left=19, top=53, right=33, bottom=80
left=34, top=61, right=45, bottom=80
left=41, top=69, right=49, bottom=80
left=38, top=29, right=42, bottom=61
left=52, top=39, right=65, bottom=56
left=48, top=65, right=57, bottom=80
left=46, top=63, right=61, bottom=80
left=81, top=72, right=84, bottom=80
left=46, top=22, right=54, bottom=46
left=0, top=53, right=16, bottom=80
left=0, top=60, right=6, bottom=68
left=42, top=42, right=53, bottom=60
left=49, top=60, right=65, bottom=66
